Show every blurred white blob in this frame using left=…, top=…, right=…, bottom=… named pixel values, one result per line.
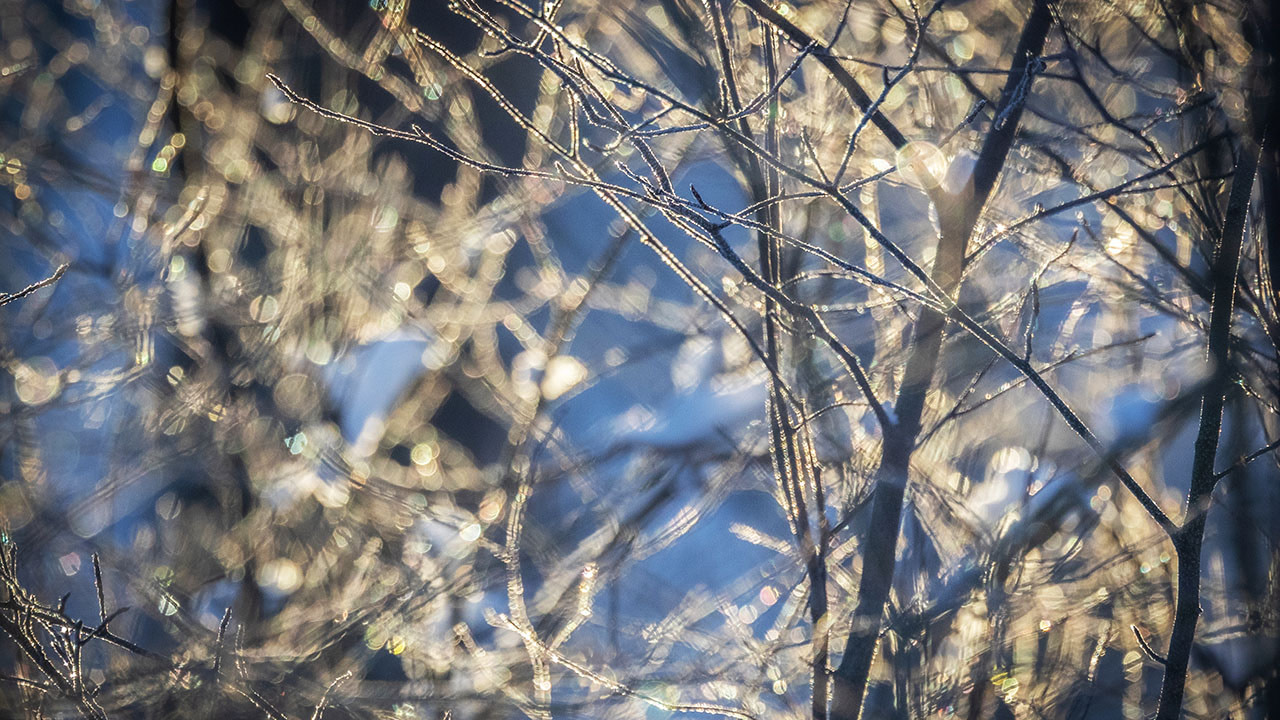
left=599, top=332, right=766, bottom=450
left=895, top=141, right=947, bottom=190
left=943, top=149, right=978, bottom=196
left=541, top=355, right=587, bottom=400
left=926, top=149, right=978, bottom=236
left=321, top=329, right=432, bottom=455
left=618, top=374, right=765, bottom=450
left=260, top=85, right=296, bottom=124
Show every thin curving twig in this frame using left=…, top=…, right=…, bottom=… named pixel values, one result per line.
left=0, top=263, right=68, bottom=307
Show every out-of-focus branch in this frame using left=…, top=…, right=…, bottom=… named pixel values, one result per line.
left=737, top=0, right=909, bottom=150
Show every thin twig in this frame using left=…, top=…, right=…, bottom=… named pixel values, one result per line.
left=0, top=263, right=68, bottom=307
left=1132, top=625, right=1168, bottom=665
left=1155, top=142, right=1261, bottom=720
left=1212, top=436, right=1280, bottom=479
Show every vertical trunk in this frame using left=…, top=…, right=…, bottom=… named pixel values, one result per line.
left=1154, top=143, right=1259, bottom=720
left=828, top=1, right=1054, bottom=717
left=830, top=434, right=912, bottom=720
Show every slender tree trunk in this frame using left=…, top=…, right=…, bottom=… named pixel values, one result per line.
left=1154, top=143, right=1259, bottom=720
left=829, top=2, right=1054, bottom=717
